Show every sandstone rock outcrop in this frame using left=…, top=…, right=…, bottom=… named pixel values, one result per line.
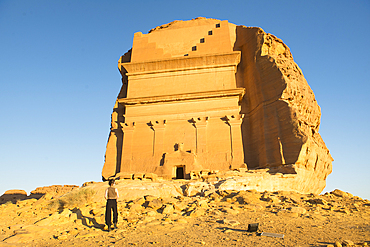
left=30, top=185, right=79, bottom=198
left=102, top=17, right=333, bottom=194
left=0, top=190, right=28, bottom=204
left=0, top=185, right=80, bottom=205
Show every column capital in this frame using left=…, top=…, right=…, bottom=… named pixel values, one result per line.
left=149, top=120, right=166, bottom=130
left=120, top=122, right=135, bottom=131
left=191, top=116, right=208, bottom=127
left=225, top=114, right=244, bottom=125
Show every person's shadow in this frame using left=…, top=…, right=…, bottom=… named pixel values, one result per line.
left=73, top=208, right=105, bottom=230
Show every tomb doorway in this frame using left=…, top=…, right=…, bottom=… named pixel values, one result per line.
left=175, top=166, right=185, bottom=179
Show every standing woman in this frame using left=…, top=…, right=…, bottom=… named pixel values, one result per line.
left=105, top=179, right=119, bottom=231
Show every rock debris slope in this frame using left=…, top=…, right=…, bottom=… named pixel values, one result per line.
left=0, top=182, right=368, bottom=247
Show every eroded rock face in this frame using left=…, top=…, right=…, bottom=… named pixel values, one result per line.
left=234, top=26, right=333, bottom=190
left=102, top=17, right=333, bottom=194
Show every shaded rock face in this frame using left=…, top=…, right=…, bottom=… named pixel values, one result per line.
left=102, top=18, right=333, bottom=194
left=234, top=27, right=333, bottom=181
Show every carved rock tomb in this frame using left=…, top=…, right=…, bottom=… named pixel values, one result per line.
left=102, top=18, right=333, bottom=194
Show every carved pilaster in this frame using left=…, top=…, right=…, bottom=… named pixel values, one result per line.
left=120, top=122, right=135, bottom=172
left=102, top=126, right=122, bottom=179
left=192, top=117, right=208, bottom=155
left=150, top=120, right=166, bottom=159
left=225, top=114, right=245, bottom=168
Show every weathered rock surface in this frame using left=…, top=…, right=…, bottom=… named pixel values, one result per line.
left=30, top=185, right=79, bottom=197
left=102, top=17, right=333, bottom=194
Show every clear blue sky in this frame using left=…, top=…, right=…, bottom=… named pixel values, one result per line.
left=1, top=1, right=369, bottom=199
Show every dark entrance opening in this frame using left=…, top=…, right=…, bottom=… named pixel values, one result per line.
left=176, top=166, right=184, bottom=179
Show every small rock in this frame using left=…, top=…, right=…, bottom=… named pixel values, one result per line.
left=331, top=189, right=348, bottom=198
left=225, top=198, right=236, bottom=203
left=147, top=199, right=163, bottom=210
left=125, top=216, right=138, bottom=223
left=342, top=240, right=354, bottom=246
left=142, top=216, right=156, bottom=223
left=189, top=209, right=205, bottom=217
left=254, top=204, right=265, bottom=210
left=133, top=197, right=145, bottom=205
left=173, top=202, right=187, bottom=211
left=162, top=204, right=174, bottom=214
left=288, top=212, right=299, bottom=217
left=260, top=193, right=280, bottom=203
left=224, top=208, right=239, bottom=215
left=289, top=206, right=306, bottom=214
left=336, top=209, right=350, bottom=214
left=177, top=218, right=187, bottom=224
left=147, top=211, right=157, bottom=217
left=59, top=209, right=72, bottom=218
left=197, top=200, right=208, bottom=209
left=307, top=198, right=327, bottom=205
left=130, top=204, right=143, bottom=212
left=57, top=235, right=68, bottom=240
left=145, top=195, right=157, bottom=201
left=80, top=207, right=91, bottom=216
left=222, top=219, right=240, bottom=226
left=334, top=241, right=343, bottom=247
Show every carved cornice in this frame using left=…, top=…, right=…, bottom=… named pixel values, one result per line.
left=118, top=88, right=245, bottom=106
left=119, top=52, right=241, bottom=76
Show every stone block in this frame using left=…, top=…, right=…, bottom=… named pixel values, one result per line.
left=144, top=173, right=158, bottom=181
left=133, top=173, right=144, bottom=180
left=190, top=170, right=201, bottom=180
left=115, top=173, right=133, bottom=180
